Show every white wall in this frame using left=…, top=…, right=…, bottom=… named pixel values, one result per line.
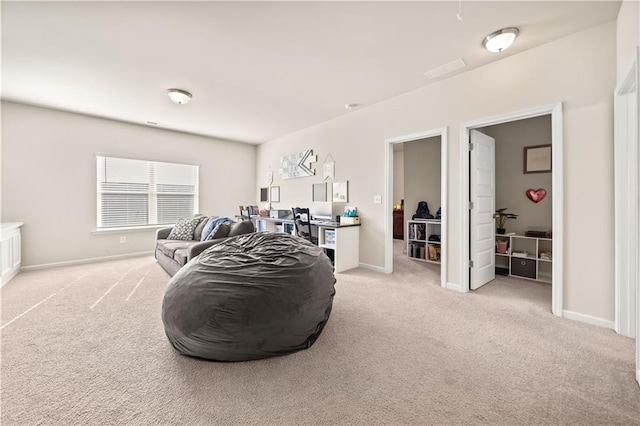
left=256, top=21, right=616, bottom=321
left=403, top=136, right=441, bottom=227
left=483, top=116, right=552, bottom=235
left=617, top=0, right=640, bottom=81
left=1, top=102, right=256, bottom=267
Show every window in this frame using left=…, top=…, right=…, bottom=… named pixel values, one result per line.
left=97, top=155, right=199, bottom=229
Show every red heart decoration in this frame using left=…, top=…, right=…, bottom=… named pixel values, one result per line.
left=526, top=188, right=547, bottom=203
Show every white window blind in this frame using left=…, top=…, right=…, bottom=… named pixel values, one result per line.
left=97, top=155, right=199, bottom=229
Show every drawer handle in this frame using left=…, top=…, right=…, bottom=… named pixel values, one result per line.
left=520, top=260, right=526, bottom=266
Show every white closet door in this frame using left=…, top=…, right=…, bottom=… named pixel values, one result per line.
left=470, top=130, right=496, bottom=290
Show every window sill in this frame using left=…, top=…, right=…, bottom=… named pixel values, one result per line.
left=91, top=224, right=173, bottom=235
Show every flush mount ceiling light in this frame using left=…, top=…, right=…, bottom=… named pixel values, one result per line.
left=482, top=27, right=519, bottom=53
left=167, top=88, right=192, bottom=105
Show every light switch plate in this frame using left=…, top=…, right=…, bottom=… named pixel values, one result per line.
left=373, top=195, right=382, bottom=204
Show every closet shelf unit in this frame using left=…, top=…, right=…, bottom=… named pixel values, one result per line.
left=406, top=219, right=441, bottom=264
left=495, top=234, right=552, bottom=283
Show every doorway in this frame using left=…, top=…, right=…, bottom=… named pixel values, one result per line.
left=470, top=116, right=554, bottom=298
left=460, top=103, right=564, bottom=316
left=385, top=128, right=448, bottom=289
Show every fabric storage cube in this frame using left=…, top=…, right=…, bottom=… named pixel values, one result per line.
left=511, top=257, right=536, bottom=279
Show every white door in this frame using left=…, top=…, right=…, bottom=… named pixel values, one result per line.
left=470, top=130, right=496, bottom=290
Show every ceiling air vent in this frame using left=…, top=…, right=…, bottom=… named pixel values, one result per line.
left=425, top=58, right=466, bottom=80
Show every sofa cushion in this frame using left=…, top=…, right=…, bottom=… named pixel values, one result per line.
left=228, top=220, right=255, bottom=237
left=168, top=217, right=202, bottom=240
left=206, top=223, right=231, bottom=240
left=173, top=248, right=189, bottom=266
left=158, top=240, right=192, bottom=258
left=192, top=215, right=210, bottom=240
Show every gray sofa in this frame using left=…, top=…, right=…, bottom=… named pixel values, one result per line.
left=155, top=219, right=255, bottom=276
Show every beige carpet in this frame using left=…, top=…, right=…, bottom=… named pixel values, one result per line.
left=1, top=241, right=638, bottom=425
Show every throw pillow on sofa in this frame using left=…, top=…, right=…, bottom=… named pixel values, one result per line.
left=205, top=223, right=231, bottom=240
left=192, top=215, right=212, bottom=240
left=200, top=216, right=232, bottom=241
left=228, top=220, right=255, bottom=237
left=167, top=217, right=203, bottom=240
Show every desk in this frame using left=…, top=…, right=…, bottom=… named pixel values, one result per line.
left=254, top=216, right=360, bottom=273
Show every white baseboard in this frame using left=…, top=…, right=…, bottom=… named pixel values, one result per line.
left=20, top=251, right=154, bottom=272
left=358, top=262, right=386, bottom=273
left=563, top=310, right=615, bottom=330
left=446, top=282, right=463, bottom=292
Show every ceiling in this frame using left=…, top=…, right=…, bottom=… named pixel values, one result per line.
left=1, top=1, right=621, bottom=144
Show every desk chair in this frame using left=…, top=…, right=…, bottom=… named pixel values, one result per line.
left=292, top=207, right=317, bottom=244
left=238, top=205, right=251, bottom=221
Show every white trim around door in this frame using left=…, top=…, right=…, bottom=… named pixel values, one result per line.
left=459, top=103, right=564, bottom=317
left=613, top=47, right=639, bottom=386
left=384, top=127, right=448, bottom=290
left=614, top=47, right=639, bottom=339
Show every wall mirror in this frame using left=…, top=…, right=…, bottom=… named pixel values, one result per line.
left=312, top=183, right=327, bottom=202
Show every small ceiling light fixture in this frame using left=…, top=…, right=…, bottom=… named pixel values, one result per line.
left=167, top=88, right=192, bottom=105
left=482, top=27, right=519, bottom=53
left=345, top=103, right=360, bottom=111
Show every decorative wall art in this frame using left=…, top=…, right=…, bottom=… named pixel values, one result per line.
left=323, top=153, right=335, bottom=181
left=526, top=188, right=547, bottom=203
left=332, top=181, right=348, bottom=202
left=524, top=144, right=552, bottom=174
left=270, top=186, right=280, bottom=203
left=265, top=170, right=273, bottom=185
left=279, top=150, right=317, bottom=179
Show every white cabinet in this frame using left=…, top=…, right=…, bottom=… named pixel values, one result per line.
left=1, top=222, right=24, bottom=287
left=495, top=234, right=552, bottom=283
left=318, top=225, right=360, bottom=273
left=407, top=219, right=441, bottom=264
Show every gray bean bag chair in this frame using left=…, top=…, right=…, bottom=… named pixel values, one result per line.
left=161, top=232, right=336, bottom=361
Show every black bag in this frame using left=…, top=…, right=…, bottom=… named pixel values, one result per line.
left=412, top=201, right=434, bottom=220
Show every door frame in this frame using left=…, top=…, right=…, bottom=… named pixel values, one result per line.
left=613, top=47, right=639, bottom=384
left=384, top=127, right=448, bottom=290
left=459, top=103, right=564, bottom=317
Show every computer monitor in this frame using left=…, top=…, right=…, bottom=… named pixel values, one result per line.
left=312, top=201, right=332, bottom=220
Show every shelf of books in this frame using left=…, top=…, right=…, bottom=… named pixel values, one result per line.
left=407, top=219, right=441, bottom=264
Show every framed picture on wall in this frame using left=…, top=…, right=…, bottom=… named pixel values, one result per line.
left=270, top=186, right=280, bottom=203
left=260, top=187, right=269, bottom=202
left=332, top=181, right=348, bottom=202
left=524, top=144, right=552, bottom=174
